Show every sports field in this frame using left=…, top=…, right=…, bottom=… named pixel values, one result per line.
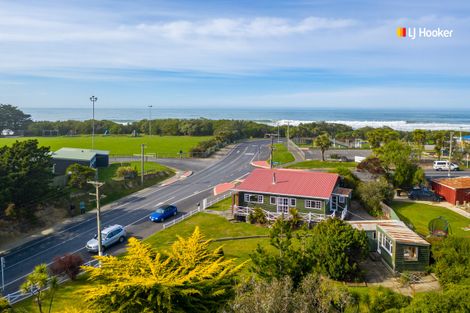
left=0, top=135, right=212, bottom=156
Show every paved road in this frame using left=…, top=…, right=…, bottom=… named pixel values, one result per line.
left=1, top=140, right=271, bottom=295
left=304, top=148, right=372, bottom=161
left=424, top=169, right=470, bottom=178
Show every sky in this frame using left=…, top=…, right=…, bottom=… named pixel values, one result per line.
left=0, top=0, right=469, bottom=109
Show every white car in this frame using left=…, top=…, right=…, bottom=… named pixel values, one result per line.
left=86, top=224, right=126, bottom=253
left=433, top=161, right=459, bottom=171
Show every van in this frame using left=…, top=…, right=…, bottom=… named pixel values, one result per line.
left=433, top=161, right=459, bottom=171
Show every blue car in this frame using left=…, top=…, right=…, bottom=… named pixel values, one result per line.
left=149, top=205, right=178, bottom=222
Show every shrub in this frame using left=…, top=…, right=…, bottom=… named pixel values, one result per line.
left=365, top=287, right=410, bottom=313
left=116, top=166, right=137, bottom=179
left=432, top=236, right=470, bottom=286
left=357, top=157, right=386, bottom=175
left=50, top=253, right=84, bottom=280
left=0, top=297, right=12, bottom=313
left=248, top=207, right=267, bottom=225
left=357, top=177, right=394, bottom=216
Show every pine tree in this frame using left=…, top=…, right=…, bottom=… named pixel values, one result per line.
left=82, top=227, right=245, bottom=312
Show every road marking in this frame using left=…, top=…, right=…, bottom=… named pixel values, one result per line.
left=3, top=141, right=267, bottom=287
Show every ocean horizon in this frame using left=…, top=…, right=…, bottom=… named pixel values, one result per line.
left=21, top=107, right=470, bottom=132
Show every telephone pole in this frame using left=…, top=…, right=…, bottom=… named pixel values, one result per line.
left=88, top=180, right=105, bottom=256
left=141, top=144, right=146, bottom=185
left=90, top=96, right=98, bottom=150
left=448, top=131, right=454, bottom=177
left=148, top=105, right=153, bottom=136
left=270, top=134, right=274, bottom=168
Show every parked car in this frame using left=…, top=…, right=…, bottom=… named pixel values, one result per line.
left=433, top=160, right=459, bottom=171
left=408, top=188, right=444, bottom=202
left=86, top=224, right=126, bottom=253
left=149, top=205, right=178, bottom=222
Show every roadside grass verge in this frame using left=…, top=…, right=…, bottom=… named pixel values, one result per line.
left=205, top=197, right=232, bottom=211
left=14, top=213, right=270, bottom=312
left=271, top=143, right=295, bottom=164
left=390, top=201, right=470, bottom=238
left=0, top=135, right=213, bottom=156
left=285, top=160, right=356, bottom=169
left=98, top=161, right=170, bottom=181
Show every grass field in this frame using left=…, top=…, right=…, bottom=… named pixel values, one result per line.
left=285, top=160, right=357, bottom=169
left=205, top=197, right=232, bottom=211
left=0, top=135, right=212, bottom=156
left=14, top=213, right=269, bottom=312
left=391, top=201, right=470, bottom=238
left=271, top=143, right=295, bottom=164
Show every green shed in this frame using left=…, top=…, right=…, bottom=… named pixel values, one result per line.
left=376, top=223, right=430, bottom=273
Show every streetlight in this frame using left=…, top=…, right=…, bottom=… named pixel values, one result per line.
left=90, top=96, right=98, bottom=150
left=448, top=131, right=454, bottom=178
left=148, top=105, right=153, bottom=136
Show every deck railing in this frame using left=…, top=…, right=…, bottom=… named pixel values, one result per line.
left=233, top=206, right=336, bottom=223
left=162, top=207, right=201, bottom=229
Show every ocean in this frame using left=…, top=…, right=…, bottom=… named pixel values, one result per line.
left=21, top=107, right=470, bottom=131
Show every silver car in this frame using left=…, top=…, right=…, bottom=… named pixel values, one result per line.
left=86, top=224, right=127, bottom=253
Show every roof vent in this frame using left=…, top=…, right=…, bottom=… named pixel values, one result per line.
left=272, top=172, right=276, bottom=185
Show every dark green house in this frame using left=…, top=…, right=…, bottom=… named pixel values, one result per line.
left=350, top=220, right=430, bottom=273
left=232, top=168, right=352, bottom=222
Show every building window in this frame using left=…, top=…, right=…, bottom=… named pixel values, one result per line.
left=404, top=246, right=418, bottom=261
left=244, top=194, right=264, bottom=204
left=305, top=200, right=322, bottom=209
left=339, top=196, right=345, bottom=204
left=270, top=196, right=277, bottom=205
left=372, top=231, right=376, bottom=239
left=381, top=234, right=393, bottom=255
left=290, top=198, right=296, bottom=207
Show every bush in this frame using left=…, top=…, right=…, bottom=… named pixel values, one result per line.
left=50, top=253, right=84, bottom=280
left=0, top=297, right=12, bottom=313
left=357, top=157, right=386, bottom=175
left=116, top=166, right=137, bottom=179
left=356, top=286, right=410, bottom=313
left=432, top=236, right=470, bottom=286
left=248, top=207, right=267, bottom=225
left=66, top=163, right=96, bottom=189
left=357, top=177, right=394, bottom=216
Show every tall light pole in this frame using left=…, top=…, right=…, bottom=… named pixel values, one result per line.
left=88, top=180, right=104, bottom=256
left=148, top=105, right=153, bottom=136
left=448, top=131, right=454, bottom=178
left=90, top=96, right=98, bottom=150
left=141, top=144, right=146, bottom=185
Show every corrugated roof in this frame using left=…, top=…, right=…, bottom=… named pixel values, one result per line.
left=233, top=168, right=339, bottom=199
left=334, top=187, right=352, bottom=196
left=52, top=148, right=102, bottom=161
left=378, top=224, right=430, bottom=246
left=60, top=147, right=109, bottom=155
left=432, top=177, right=470, bottom=190
left=349, top=220, right=405, bottom=232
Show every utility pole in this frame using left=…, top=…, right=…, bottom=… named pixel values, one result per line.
left=448, top=131, right=453, bottom=177
left=277, top=123, right=280, bottom=143
left=270, top=134, right=274, bottom=168
left=141, top=144, right=146, bottom=185
left=287, top=122, right=290, bottom=150
left=90, top=96, right=98, bottom=150
left=88, top=180, right=104, bottom=256
left=148, top=105, right=153, bottom=136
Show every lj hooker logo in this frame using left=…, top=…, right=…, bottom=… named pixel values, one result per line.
left=396, top=27, right=453, bottom=39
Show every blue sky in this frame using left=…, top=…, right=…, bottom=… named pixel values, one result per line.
left=0, top=0, right=469, bottom=109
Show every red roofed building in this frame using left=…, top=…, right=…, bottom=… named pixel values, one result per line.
left=232, top=168, right=352, bottom=222
left=431, top=177, right=470, bottom=205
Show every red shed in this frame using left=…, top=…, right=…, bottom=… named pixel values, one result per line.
left=431, top=177, right=470, bottom=205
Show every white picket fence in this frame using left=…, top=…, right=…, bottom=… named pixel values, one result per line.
left=4, top=258, right=100, bottom=305
left=162, top=207, right=201, bottom=229
left=203, top=191, right=233, bottom=210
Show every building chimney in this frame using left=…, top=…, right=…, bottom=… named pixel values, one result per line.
left=272, top=172, right=276, bottom=185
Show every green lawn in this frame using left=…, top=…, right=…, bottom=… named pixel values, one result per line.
left=0, top=135, right=212, bottom=156
left=391, top=201, right=470, bottom=238
left=205, top=197, right=232, bottom=211
left=145, top=213, right=269, bottom=264
left=271, top=143, right=295, bottom=164
left=285, top=160, right=357, bottom=169
left=14, top=213, right=269, bottom=312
